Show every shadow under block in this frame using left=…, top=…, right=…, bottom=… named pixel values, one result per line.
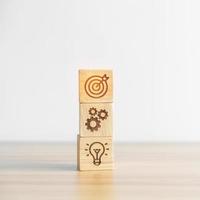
left=80, top=103, right=112, bottom=137
left=79, top=69, right=113, bottom=103
left=77, top=135, right=113, bottom=171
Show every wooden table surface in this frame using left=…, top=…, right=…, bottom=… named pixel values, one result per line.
left=0, top=143, right=200, bottom=200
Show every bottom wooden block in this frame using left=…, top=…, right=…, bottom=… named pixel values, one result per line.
left=77, top=135, right=113, bottom=171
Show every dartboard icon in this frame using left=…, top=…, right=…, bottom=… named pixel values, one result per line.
left=84, top=74, right=109, bottom=98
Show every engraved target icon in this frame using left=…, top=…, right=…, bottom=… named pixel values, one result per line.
left=84, top=74, right=109, bottom=98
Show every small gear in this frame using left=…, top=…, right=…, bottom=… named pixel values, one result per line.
left=89, top=107, right=98, bottom=116
left=85, top=117, right=101, bottom=132
left=98, top=109, right=108, bottom=120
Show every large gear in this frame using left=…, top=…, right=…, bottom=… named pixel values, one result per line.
left=98, top=109, right=108, bottom=120
left=89, top=107, right=98, bottom=116
left=85, top=117, right=101, bottom=132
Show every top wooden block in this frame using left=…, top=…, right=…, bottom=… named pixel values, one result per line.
left=79, top=70, right=113, bottom=103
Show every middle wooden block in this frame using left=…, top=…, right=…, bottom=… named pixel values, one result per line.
left=80, top=103, right=112, bottom=137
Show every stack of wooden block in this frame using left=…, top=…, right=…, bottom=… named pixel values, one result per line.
left=77, top=69, right=113, bottom=171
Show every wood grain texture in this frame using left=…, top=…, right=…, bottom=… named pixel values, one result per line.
left=1, top=143, right=200, bottom=200
left=77, top=135, right=113, bottom=171
left=79, top=69, right=113, bottom=103
left=79, top=103, right=112, bottom=137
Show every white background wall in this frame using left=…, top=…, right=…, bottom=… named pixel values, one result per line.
left=0, top=0, right=200, bottom=142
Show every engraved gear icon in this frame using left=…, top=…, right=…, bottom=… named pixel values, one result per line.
left=98, top=109, right=108, bottom=120
left=85, top=117, right=101, bottom=132
left=89, top=107, right=98, bottom=116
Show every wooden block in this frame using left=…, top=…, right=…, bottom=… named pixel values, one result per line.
left=80, top=103, right=112, bottom=137
left=77, top=135, right=113, bottom=171
left=79, top=69, right=113, bottom=103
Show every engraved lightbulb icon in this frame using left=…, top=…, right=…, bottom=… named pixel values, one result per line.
left=89, top=142, right=105, bottom=166
left=85, top=142, right=109, bottom=166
